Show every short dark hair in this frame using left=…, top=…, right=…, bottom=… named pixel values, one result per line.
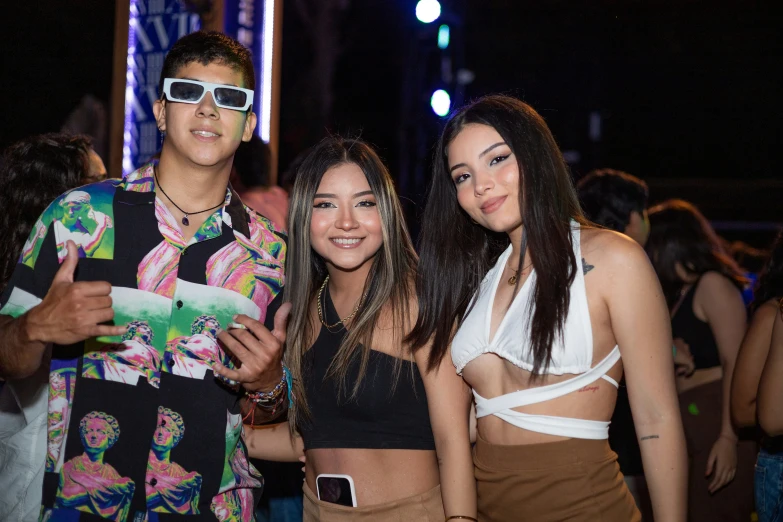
left=0, top=133, right=93, bottom=290
left=577, top=169, right=648, bottom=232
left=158, top=31, right=255, bottom=98
left=233, top=135, right=271, bottom=188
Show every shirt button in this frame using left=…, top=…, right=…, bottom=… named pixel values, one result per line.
left=150, top=478, right=157, bottom=486
left=176, top=300, right=183, bottom=309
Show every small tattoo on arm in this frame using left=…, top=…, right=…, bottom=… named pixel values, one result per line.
left=582, top=258, right=594, bottom=275
left=578, top=385, right=599, bottom=393
left=640, top=435, right=660, bottom=441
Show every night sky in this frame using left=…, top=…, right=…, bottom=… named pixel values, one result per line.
left=1, top=0, right=780, bottom=244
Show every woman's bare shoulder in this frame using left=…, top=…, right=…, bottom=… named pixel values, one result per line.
left=580, top=226, right=650, bottom=273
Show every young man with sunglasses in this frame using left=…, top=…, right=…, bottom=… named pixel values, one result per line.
left=0, top=31, right=290, bottom=521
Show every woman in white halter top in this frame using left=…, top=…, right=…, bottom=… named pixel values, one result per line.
left=407, top=95, right=687, bottom=521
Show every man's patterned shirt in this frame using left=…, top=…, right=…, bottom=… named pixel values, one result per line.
left=0, top=162, right=287, bottom=521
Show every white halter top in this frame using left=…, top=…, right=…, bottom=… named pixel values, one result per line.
left=451, top=225, right=620, bottom=439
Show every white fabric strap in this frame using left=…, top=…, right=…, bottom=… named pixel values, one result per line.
left=601, top=374, right=619, bottom=388
left=492, top=410, right=611, bottom=440
left=475, top=346, right=621, bottom=418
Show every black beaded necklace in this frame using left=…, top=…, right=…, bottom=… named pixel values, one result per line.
left=154, top=166, right=225, bottom=226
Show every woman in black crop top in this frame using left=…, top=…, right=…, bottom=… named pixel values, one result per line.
left=244, top=137, right=476, bottom=521
left=647, top=199, right=756, bottom=522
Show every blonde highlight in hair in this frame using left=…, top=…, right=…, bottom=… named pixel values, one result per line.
left=284, top=136, right=418, bottom=434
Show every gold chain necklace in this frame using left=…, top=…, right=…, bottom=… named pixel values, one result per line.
left=506, top=260, right=532, bottom=286
left=317, top=276, right=366, bottom=329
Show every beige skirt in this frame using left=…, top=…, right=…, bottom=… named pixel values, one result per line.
left=302, top=481, right=445, bottom=522
left=474, top=432, right=640, bottom=522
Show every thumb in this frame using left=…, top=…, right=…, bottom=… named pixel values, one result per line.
left=53, top=241, right=79, bottom=284
left=271, top=302, right=292, bottom=343
left=705, top=450, right=716, bottom=477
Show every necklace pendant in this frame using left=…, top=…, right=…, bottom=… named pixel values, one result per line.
left=181, top=215, right=190, bottom=226
left=508, top=274, right=517, bottom=286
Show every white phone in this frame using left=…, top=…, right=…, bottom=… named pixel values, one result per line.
left=316, top=473, right=357, bottom=507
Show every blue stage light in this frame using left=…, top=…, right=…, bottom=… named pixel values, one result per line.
left=438, top=24, right=450, bottom=49
left=416, top=0, right=441, bottom=24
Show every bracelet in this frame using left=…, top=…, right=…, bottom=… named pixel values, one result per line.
left=672, top=344, right=677, bottom=357
left=245, top=364, right=288, bottom=405
left=446, top=517, right=478, bottom=521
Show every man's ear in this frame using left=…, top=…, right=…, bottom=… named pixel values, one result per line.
left=153, top=99, right=167, bottom=133
left=242, top=111, right=258, bottom=142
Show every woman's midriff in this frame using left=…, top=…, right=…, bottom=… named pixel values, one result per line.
left=467, top=353, right=622, bottom=446
left=305, top=448, right=440, bottom=507
left=676, top=366, right=722, bottom=394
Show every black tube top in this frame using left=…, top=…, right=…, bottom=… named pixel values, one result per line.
left=298, top=288, right=435, bottom=450
left=671, top=280, right=722, bottom=370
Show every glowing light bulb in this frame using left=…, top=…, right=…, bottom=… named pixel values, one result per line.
left=416, top=0, right=441, bottom=24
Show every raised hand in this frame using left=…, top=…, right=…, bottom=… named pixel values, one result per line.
left=25, top=240, right=125, bottom=345
left=214, top=303, right=292, bottom=392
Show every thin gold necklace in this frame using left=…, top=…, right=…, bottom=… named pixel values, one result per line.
left=506, top=260, right=532, bottom=286
left=317, top=276, right=366, bottom=329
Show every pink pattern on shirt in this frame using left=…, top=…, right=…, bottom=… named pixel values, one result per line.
left=206, top=212, right=284, bottom=318
left=137, top=201, right=185, bottom=298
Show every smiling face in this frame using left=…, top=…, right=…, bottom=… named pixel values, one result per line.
left=447, top=124, right=523, bottom=237
left=153, top=61, right=257, bottom=169
left=309, top=163, right=384, bottom=274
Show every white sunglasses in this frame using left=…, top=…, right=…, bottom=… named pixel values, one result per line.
left=162, top=78, right=254, bottom=111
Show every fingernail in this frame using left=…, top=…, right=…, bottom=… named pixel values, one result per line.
left=232, top=314, right=238, bottom=320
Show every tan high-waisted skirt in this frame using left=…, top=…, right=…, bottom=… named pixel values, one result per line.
left=302, top=481, right=445, bottom=522
left=474, top=432, right=641, bottom=521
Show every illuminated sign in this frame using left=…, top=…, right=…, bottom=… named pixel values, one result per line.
left=123, top=0, right=199, bottom=175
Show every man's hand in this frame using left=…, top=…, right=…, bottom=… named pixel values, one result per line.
left=215, top=303, right=292, bottom=392
left=24, top=240, right=125, bottom=345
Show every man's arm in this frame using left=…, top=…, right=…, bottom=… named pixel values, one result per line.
left=0, top=241, right=124, bottom=379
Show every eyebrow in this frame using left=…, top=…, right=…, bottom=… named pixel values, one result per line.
left=314, top=190, right=375, bottom=199
left=448, top=141, right=508, bottom=173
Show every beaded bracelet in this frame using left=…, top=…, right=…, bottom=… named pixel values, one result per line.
left=245, top=365, right=288, bottom=406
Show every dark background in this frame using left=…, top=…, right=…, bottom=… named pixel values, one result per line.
left=1, top=0, right=780, bottom=245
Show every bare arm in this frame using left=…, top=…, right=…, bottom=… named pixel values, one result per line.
left=758, top=304, right=783, bottom=436
left=697, top=272, right=747, bottom=492
left=731, top=301, right=777, bottom=428
left=605, top=237, right=687, bottom=521
left=414, top=342, right=477, bottom=519
left=699, top=272, right=747, bottom=437
left=1, top=241, right=124, bottom=379
left=0, top=314, right=47, bottom=379
left=243, top=422, right=304, bottom=462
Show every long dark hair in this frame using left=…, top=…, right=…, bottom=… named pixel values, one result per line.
left=284, top=136, right=418, bottom=431
left=753, top=231, right=783, bottom=312
left=408, top=95, right=585, bottom=376
left=0, top=133, right=93, bottom=290
left=646, top=199, right=748, bottom=308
